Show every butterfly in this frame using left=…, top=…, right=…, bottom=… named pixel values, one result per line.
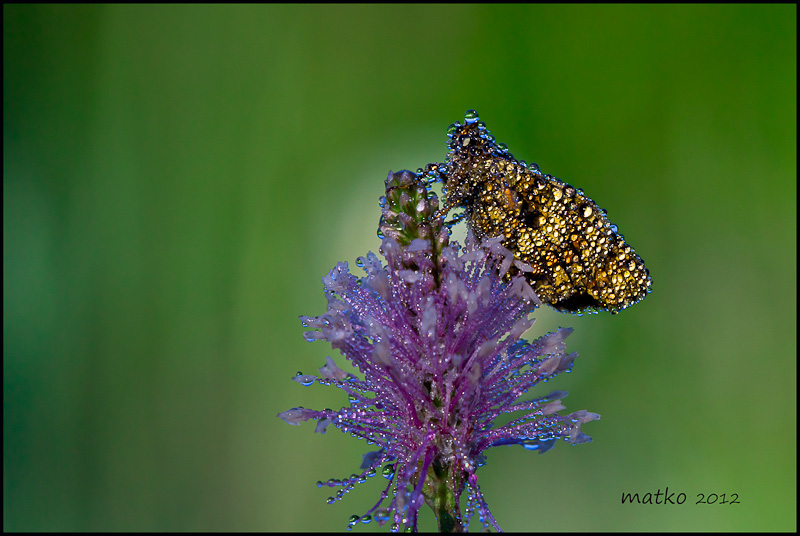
left=437, top=111, right=651, bottom=314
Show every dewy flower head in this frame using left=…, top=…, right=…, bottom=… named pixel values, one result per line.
left=279, top=168, right=599, bottom=532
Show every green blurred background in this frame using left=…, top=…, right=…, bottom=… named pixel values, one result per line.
left=4, top=4, right=795, bottom=532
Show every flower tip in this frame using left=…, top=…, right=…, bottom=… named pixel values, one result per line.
left=569, top=432, right=593, bottom=445
left=319, top=356, right=349, bottom=381
left=360, top=450, right=384, bottom=469
left=406, top=238, right=430, bottom=252
left=510, top=276, right=540, bottom=304
left=508, top=315, right=536, bottom=339
left=572, top=410, right=601, bottom=424
left=315, top=418, right=332, bottom=434
left=277, top=407, right=315, bottom=425
left=542, top=400, right=567, bottom=415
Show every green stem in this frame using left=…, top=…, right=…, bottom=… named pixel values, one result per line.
left=422, top=457, right=464, bottom=532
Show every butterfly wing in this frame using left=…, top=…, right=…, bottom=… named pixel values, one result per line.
left=443, top=118, right=651, bottom=314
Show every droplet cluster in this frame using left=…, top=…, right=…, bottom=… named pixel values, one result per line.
left=440, top=110, right=652, bottom=314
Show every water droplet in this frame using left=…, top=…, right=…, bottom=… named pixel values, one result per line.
left=464, top=109, right=480, bottom=124
left=446, top=123, right=460, bottom=138
left=382, top=463, right=396, bottom=479
left=293, top=374, right=316, bottom=386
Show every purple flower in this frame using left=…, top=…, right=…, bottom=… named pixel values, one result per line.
left=278, top=170, right=599, bottom=532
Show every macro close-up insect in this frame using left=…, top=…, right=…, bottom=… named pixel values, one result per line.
left=436, top=111, right=652, bottom=315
